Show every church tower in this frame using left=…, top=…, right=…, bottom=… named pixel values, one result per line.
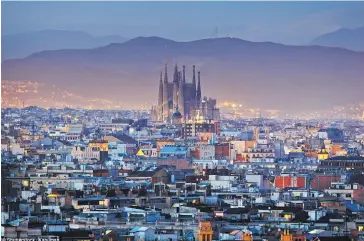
left=163, top=64, right=169, bottom=121
left=192, top=65, right=196, bottom=91
left=158, top=71, right=163, bottom=121
left=182, top=65, right=186, bottom=83
left=173, top=63, right=179, bottom=110
left=178, top=71, right=185, bottom=118
left=196, top=71, right=202, bottom=108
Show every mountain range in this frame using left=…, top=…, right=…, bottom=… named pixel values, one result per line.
left=2, top=36, right=364, bottom=114
left=311, top=27, right=364, bottom=52
left=1, top=30, right=127, bottom=60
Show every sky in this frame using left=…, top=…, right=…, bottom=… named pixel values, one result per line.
left=2, top=1, right=364, bottom=45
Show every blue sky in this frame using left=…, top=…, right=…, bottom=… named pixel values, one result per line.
left=2, top=1, right=364, bottom=44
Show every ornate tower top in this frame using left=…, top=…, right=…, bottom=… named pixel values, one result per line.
left=164, top=63, right=168, bottom=83
left=197, top=71, right=202, bottom=101
left=192, top=65, right=196, bottom=86
left=173, top=63, right=179, bottom=84
left=183, top=65, right=186, bottom=83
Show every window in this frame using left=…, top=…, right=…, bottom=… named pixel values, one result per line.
left=346, top=194, right=352, bottom=198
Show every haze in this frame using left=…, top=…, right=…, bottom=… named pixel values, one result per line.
left=2, top=1, right=364, bottom=45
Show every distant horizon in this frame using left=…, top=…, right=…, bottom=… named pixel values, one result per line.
left=3, top=25, right=364, bottom=41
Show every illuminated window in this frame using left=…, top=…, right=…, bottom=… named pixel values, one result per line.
left=284, top=214, right=292, bottom=219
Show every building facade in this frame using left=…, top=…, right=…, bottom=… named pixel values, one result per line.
left=156, top=64, right=220, bottom=123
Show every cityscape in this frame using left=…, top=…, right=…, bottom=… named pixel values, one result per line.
left=1, top=1, right=364, bottom=241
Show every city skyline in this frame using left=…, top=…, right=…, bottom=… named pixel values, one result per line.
left=1, top=1, right=364, bottom=119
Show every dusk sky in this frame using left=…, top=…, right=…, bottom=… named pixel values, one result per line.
left=2, top=1, right=364, bottom=45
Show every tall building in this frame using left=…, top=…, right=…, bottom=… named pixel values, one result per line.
left=157, top=63, right=220, bottom=123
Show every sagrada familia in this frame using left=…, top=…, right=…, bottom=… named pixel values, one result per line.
left=151, top=63, right=220, bottom=123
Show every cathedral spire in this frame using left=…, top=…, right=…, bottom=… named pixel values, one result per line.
left=183, top=65, right=186, bottom=83
left=158, top=71, right=163, bottom=121
left=173, top=63, right=179, bottom=84
left=163, top=64, right=169, bottom=122
left=173, top=64, right=179, bottom=111
left=192, top=65, right=196, bottom=87
left=197, top=71, right=201, bottom=102
left=178, top=71, right=185, bottom=117
left=164, top=63, right=168, bottom=84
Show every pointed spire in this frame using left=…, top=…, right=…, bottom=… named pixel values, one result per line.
left=164, top=63, right=168, bottom=83
left=173, top=64, right=179, bottom=111
left=178, top=71, right=185, bottom=117
left=175, top=89, right=179, bottom=109
left=197, top=71, right=201, bottom=99
left=192, top=65, right=196, bottom=86
left=183, top=65, right=186, bottom=83
left=163, top=64, right=169, bottom=122
left=158, top=71, right=163, bottom=122
left=173, top=63, right=179, bottom=84
left=178, top=71, right=182, bottom=83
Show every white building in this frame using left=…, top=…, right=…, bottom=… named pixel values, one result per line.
left=199, top=144, right=215, bottom=160
left=108, top=142, right=127, bottom=161
left=71, top=146, right=100, bottom=161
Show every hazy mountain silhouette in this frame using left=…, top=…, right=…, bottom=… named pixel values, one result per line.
left=311, top=27, right=364, bottom=52
left=1, top=30, right=127, bottom=60
left=2, top=36, right=364, bottom=114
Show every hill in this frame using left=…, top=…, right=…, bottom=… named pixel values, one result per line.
left=1, top=29, right=127, bottom=60
left=311, top=27, right=364, bottom=52
left=2, top=36, right=364, bottom=114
